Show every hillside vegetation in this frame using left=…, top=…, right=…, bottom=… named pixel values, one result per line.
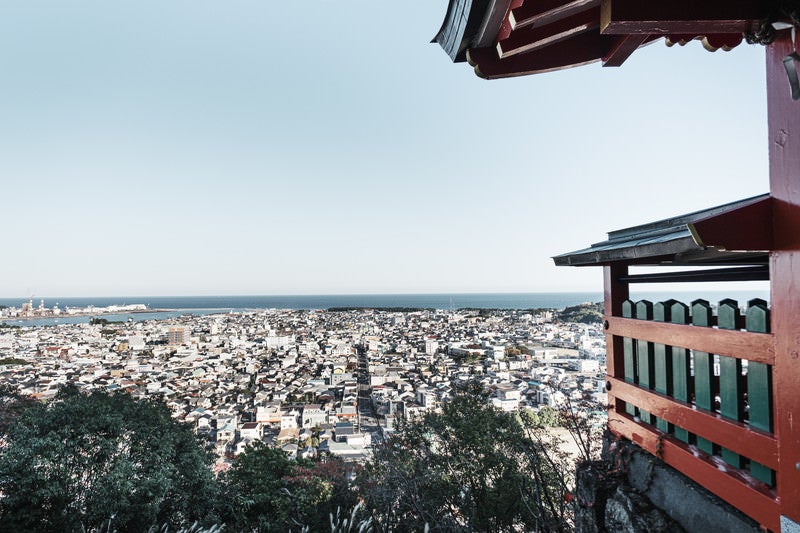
left=0, top=385, right=578, bottom=532
left=557, top=302, right=604, bottom=324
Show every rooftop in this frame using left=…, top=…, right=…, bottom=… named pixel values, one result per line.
left=553, top=193, right=771, bottom=270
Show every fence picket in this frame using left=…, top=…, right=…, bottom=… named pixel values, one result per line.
left=718, top=299, right=744, bottom=468
left=670, top=301, right=691, bottom=443
left=746, top=298, right=774, bottom=486
left=692, top=299, right=715, bottom=455
left=653, top=300, right=676, bottom=433
left=622, top=299, right=637, bottom=417
left=636, top=300, right=654, bottom=425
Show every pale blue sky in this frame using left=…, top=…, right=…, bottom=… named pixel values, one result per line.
left=0, top=2, right=768, bottom=297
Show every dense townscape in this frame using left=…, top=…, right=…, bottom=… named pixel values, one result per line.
left=0, top=306, right=607, bottom=469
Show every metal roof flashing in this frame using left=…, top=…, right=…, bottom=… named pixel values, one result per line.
left=553, top=194, right=771, bottom=267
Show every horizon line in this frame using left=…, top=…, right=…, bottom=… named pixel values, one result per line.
left=0, top=288, right=771, bottom=301
left=0, top=290, right=606, bottom=299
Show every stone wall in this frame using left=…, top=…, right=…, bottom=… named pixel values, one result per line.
left=573, top=434, right=760, bottom=533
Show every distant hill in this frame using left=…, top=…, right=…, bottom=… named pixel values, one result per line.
left=557, top=302, right=603, bottom=324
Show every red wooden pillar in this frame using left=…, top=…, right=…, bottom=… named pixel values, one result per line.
left=604, top=263, right=629, bottom=413
left=767, top=29, right=800, bottom=527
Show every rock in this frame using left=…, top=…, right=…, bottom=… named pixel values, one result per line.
left=604, top=485, right=684, bottom=533
left=574, top=460, right=619, bottom=533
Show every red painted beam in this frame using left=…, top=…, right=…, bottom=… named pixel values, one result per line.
left=605, top=315, right=775, bottom=364
left=602, top=34, right=651, bottom=67
left=498, top=8, right=599, bottom=59
left=497, top=0, right=525, bottom=42
left=467, top=30, right=608, bottom=79
left=600, top=0, right=765, bottom=35
left=608, top=377, right=779, bottom=469
left=609, top=412, right=780, bottom=531
left=510, top=0, right=599, bottom=31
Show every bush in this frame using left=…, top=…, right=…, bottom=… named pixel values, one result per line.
left=0, top=385, right=218, bottom=532
left=358, top=384, right=573, bottom=531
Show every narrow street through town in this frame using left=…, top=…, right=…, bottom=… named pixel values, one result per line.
left=356, top=345, right=382, bottom=445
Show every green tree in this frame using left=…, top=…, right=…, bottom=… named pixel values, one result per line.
left=0, top=385, right=35, bottom=435
left=359, top=384, right=572, bottom=532
left=525, top=406, right=561, bottom=428
left=217, top=442, right=295, bottom=531
left=0, top=385, right=218, bottom=532
left=218, top=442, right=359, bottom=531
left=0, top=357, right=28, bottom=366
left=289, top=456, right=360, bottom=530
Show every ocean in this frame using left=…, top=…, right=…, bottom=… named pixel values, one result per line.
left=0, top=290, right=770, bottom=327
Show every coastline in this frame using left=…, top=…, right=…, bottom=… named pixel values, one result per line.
left=0, top=308, right=241, bottom=328
left=2, top=308, right=171, bottom=322
left=0, top=289, right=770, bottom=328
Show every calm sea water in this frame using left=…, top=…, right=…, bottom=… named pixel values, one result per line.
left=0, top=293, right=603, bottom=312
left=0, top=291, right=769, bottom=327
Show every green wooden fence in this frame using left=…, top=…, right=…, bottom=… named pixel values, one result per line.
left=620, top=297, right=774, bottom=486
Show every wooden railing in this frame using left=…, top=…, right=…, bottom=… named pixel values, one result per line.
left=604, top=297, right=779, bottom=530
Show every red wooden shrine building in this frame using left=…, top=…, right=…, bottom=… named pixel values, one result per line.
left=434, top=1, right=800, bottom=531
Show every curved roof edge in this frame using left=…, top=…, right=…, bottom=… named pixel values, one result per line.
left=434, top=1, right=770, bottom=78
left=433, top=0, right=510, bottom=62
